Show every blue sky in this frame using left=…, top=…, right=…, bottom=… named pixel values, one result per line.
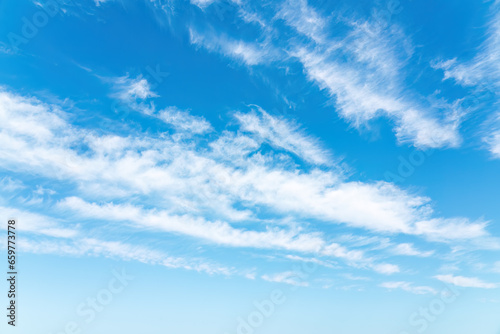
left=0, top=0, right=500, bottom=333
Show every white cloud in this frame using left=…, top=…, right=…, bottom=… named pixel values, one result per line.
left=0, top=42, right=13, bottom=55
left=34, top=185, right=56, bottom=196
left=157, top=106, right=212, bottom=134
left=2, top=1, right=499, bottom=291
left=59, top=196, right=404, bottom=274
left=341, top=273, right=370, bottom=281
left=190, top=0, right=465, bottom=149
left=0, top=88, right=495, bottom=278
left=189, top=27, right=277, bottom=66
left=435, top=274, right=497, bottom=289
left=18, top=237, right=233, bottom=276
left=261, top=271, right=309, bottom=286
left=190, top=0, right=217, bottom=9
left=208, top=130, right=260, bottom=165
left=432, top=2, right=499, bottom=158
left=372, top=263, right=400, bottom=275
left=294, top=46, right=462, bottom=149
left=0, top=89, right=491, bottom=241
left=94, top=0, right=110, bottom=6
left=105, top=75, right=212, bottom=136
left=235, top=106, right=334, bottom=166
left=0, top=206, right=78, bottom=238
left=277, top=0, right=327, bottom=44
left=285, top=254, right=338, bottom=268
left=344, top=22, right=413, bottom=80
left=433, top=3, right=500, bottom=89
left=99, top=74, right=159, bottom=117
left=380, top=281, right=437, bottom=295
left=322, top=242, right=365, bottom=262
left=109, top=75, right=158, bottom=101
left=392, top=243, right=434, bottom=257
left=484, top=122, right=500, bottom=159
left=58, top=196, right=329, bottom=255
left=0, top=177, right=25, bottom=192
left=413, top=218, right=489, bottom=241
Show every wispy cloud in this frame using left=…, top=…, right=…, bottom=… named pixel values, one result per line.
left=277, top=0, right=327, bottom=44
left=431, top=2, right=500, bottom=158
left=0, top=206, right=78, bottom=238
left=372, top=263, right=400, bottom=275
left=189, top=27, right=278, bottom=66
left=289, top=20, right=462, bottom=149
left=105, top=74, right=212, bottom=135
left=392, top=243, right=434, bottom=257
left=435, top=274, right=497, bottom=289
left=0, top=87, right=495, bottom=280
left=285, top=254, right=338, bottom=269
left=413, top=218, right=490, bottom=242
left=380, top=281, right=437, bottom=295
left=190, top=0, right=217, bottom=9
left=483, top=115, right=500, bottom=159
left=58, top=196, right=328, bottom=255
left=1, top=0, right=499, bottom=297
left=108, top=74, right=158, bottom=101
left=17, top=237, right=234, bottom=276
left=188, top=0, right=465, bottom=149
left=94, top=0, right=111, bottom=6
left=433, top=3, right=500, bottom=89
left=0, top=41, right=14, bottom=55
left=158, top=106, right=212, bottom=134
left=0, top=89, right=493, bottom=240
left=0, top=177, right=25, bottom=192
left=341, top=273, right=370, bottom=281
left=262, top=270, right=309, bottom=286
left=235, top=106, right=334, bottom=166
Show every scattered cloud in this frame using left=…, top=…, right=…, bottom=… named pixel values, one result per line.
left=434, top=274, right=497, bottom=289
left=235, top=106, right=334, bottom=166
left=285, top=254, right=338, bottom=268
left=262, top=270, right=309, bottom=286
left=0, top=177, right=25, bottom=192
left=372, top=263, right=400, bottom=275
left=0, top=206, right=78, bottom=238
left=431, top=2, right=499, bottom=158
left=188, top=0, right=465, bottom=149
left=190, top=0, right=217, bottom=9
left=108, top=75, right=158, bottom=101
left=380, top=281, right=437, bottom=295
left=433, top=3, right=500, bottom=89
left=94, top=0, right=111, bottom=6
left=1, top=0, right=499, bottom=294
left=189, top=27, right=277, bottom=66
left=58, top=196, right=329, bottom=255
left=158, top=106, right=212, bottom=134
left=0, top=88, right=494, bottom=256
left=392, top=243, right=434, bottom=257
left=277, top=0, right=327, bottom=44
left=0, top=65, right=496, bottom=285
left=413, top=218, right=490, bottom=241
left=292, top=36, right=462, bottom=150
left=18, top=237, right=234, bottom=276
left=483, top=117, right=500, bottom=159
left=341, top=273, right=370, bottom=281
left=0, top=42, right=14, bottom=55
